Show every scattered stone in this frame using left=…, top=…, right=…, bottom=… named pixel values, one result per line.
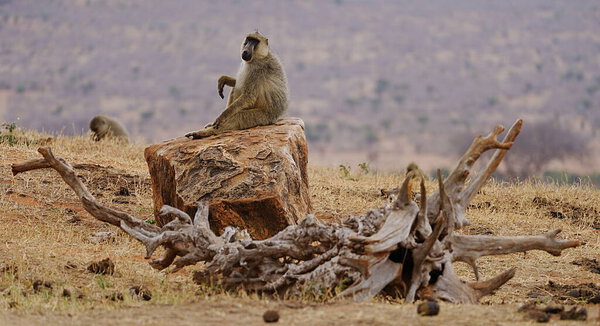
left=571, top=258, right=600, bottom=274
left=107, top=292, right=124, bottom=301
left=263, top=310, right=280, bottom=323
left=543, top=281, right=599, bottom=303
left=115, top=186, right=131, bottom=196
left=89, top=231, right=115, bottom=243
left=62, top=288, right=71, bottom=298
left=517, top=301, right=536, bottom=312
left=129, top=285, right=152, bottom=301
left=32, top=279, right=53, bottom=293
left=542, top=305, right=564, bottom=314
left=87, top=258, right=115, bottom=275
left=560, top=307, right=587, bottom=321
left=417, top=301, right=440, bottom=316
left=526, top=310, right=550, bottom=323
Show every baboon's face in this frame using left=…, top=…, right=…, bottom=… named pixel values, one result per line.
left=240, top=33, right=269, bottom=62
left=90, top=117, right=107, bottom=133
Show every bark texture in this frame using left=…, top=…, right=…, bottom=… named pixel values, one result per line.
left=144, top=117, right=310, bottom=239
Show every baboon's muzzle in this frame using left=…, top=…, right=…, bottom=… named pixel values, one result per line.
left=241, top=38, right=259, bottom=62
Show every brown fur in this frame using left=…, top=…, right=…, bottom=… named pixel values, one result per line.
left=89, top=115, right=129, bottom=143
left=186, top=32, right=289, bottom=139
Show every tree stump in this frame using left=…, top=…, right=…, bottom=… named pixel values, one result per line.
left=144, top=118, right=311, bottom=239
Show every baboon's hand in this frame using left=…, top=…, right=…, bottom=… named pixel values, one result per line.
left=218, top=77, right=226, bottom=99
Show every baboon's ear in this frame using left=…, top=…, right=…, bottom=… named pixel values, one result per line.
left=265, top=38, right=269, bottom=45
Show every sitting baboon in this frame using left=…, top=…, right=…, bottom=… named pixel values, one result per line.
left=185, top=31, right=289, bottom=139
left=89, top=115, right=129, bottom=143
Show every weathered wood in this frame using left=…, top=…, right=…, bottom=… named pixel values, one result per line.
left=144, top=117, right=311, bottom=239
left=10, top=119, right=583, bottom=303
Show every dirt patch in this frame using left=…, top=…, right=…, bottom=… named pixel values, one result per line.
left=0, top=301, right=598, bottom=326
left=572, top=259, right=600, bottom=275
left=73, top=163, right=150, bottom=195
left=529, top=281, right=600, bottom=304
left=6, top=192, right=47, bottom=207
left=532, top=196, right=600, bottom=229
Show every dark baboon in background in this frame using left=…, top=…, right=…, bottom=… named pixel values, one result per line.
left=186, top=31, right=289, bottom=139
left=89, top=115, right=129, bottom=143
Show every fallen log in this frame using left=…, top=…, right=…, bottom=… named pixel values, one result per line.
left=11, top=119, right=583, bottom=303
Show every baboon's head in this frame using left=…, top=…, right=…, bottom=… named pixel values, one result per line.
left=89, top=115, right=107, bottom=133
left=240, top=32, right=269, bottom=63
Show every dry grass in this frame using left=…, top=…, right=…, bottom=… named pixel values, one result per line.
left=0, top=129, right=598, bottom=324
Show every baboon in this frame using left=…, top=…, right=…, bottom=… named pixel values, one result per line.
left=185, top=31, right=289, bottom=139
left=381, top=162, right=427, bottom=198
left=89, top=115, right=129, bottom=143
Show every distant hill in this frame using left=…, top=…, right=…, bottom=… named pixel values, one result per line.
left=0, top=0, right=598, bottom=172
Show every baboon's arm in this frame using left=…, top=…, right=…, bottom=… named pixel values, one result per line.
left=218, top=76, right=236, bottom=99
left=214, top=92, right=257, bottom=128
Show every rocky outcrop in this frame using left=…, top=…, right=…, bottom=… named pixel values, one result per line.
left=144, top=118, right=310, bottom=239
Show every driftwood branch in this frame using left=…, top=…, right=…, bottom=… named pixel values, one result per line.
left=11, top=120, right=583, bottom=303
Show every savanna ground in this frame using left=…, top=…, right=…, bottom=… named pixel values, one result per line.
left=0, top=130, right=598, bottom=325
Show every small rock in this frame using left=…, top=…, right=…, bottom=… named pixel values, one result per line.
left=62, top=288, right=71, bottom=298
left=527, top=310, right=550, bottom=323
left=543, top=305, right=564, bottom=314
left=560, top=307, right=587, bottom=321
left=87, top=258, right=115, bottom=275
left=417, top=301, right=440, bottom=316
left=566, top=289, right=581, bottom=298
left=263, top=310, right=280, bottom=323
left=115, top=187, right=131, bottom=196
left=129, top=285, right=152, bottom=301
left=517, top=301, right=537, bottom=312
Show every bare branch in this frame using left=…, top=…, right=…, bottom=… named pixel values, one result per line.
left=450, top=229, right=583, bottom=267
